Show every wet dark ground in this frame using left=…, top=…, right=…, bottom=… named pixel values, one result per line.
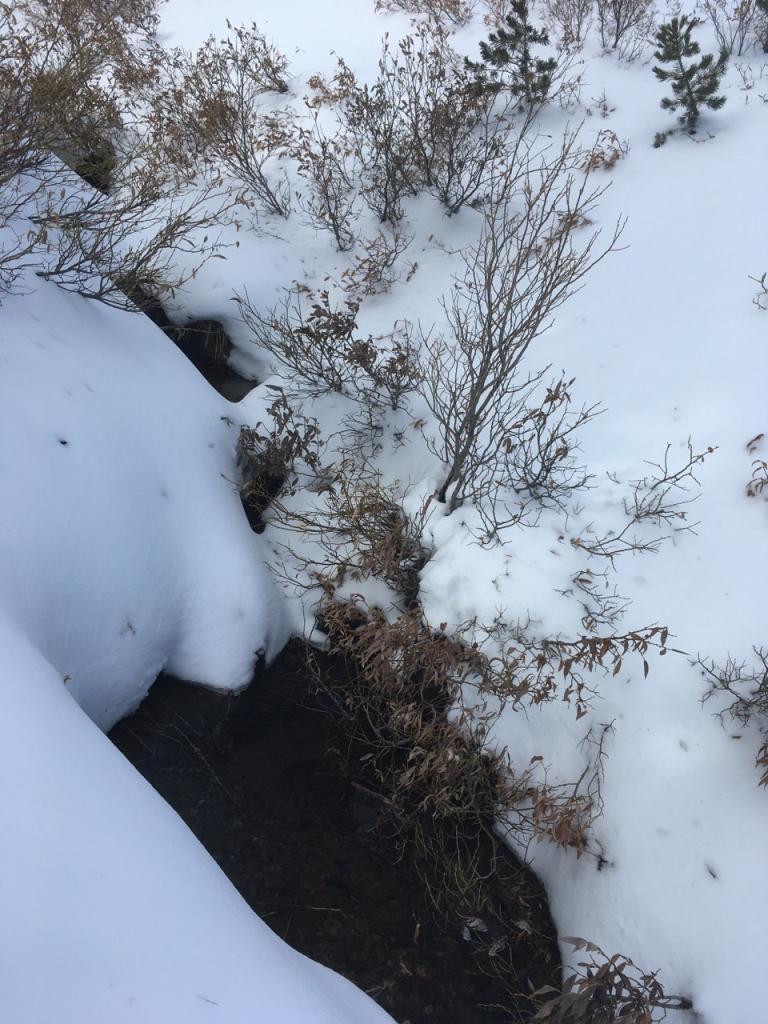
left=108, top=316, right=560, bottom=1021
left=109, top=641, right=560, bottom=1024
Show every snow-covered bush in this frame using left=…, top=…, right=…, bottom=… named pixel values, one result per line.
left=34, top=163, right=233, bottom=308
left=274, top=474, right=432, bottom=602
left=237, top=388, right=323, bottom=527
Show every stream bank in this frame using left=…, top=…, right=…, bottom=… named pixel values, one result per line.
left=108, top=312, right=560, bottom=1022
left=110, top=641, right=560, bottom=1023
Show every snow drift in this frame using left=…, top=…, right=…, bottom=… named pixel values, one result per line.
left=0, top=273, right=392, bottom=1024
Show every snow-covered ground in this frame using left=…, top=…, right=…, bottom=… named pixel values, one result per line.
left=3, top=0, right=767, bottom=1020
left=155, top=2, right=768, bottom=1021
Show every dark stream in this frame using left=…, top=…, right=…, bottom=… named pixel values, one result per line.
left=108, top=320, right=560, bottom=1023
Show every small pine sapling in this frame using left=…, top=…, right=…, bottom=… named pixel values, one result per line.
left=465, top=0, right=557, bottom=107
left=652, top=16, right=728, bottom=138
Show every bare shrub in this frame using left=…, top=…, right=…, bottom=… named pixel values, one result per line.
left=0, top=0, right=229, bottom=304
left=565, top=569, right=630, bottom=631
left=4, top=0, right=163, bottom=182
left=315, top=598, right=616, bottom=852
left=618, top=440, right=714, bottom=528
left=699, top=647, right=768, bottom=784
left=586, top=90, right=616, bottom=117
left=317, top=601, right=515, bottom=819
left=252, top=400, right=675, bottom=1002
left=396, top=24, right=517, bottom=213
left=237, top=287, right=360, bottom=396
left=555, top=64, right=586, bottom=108
left=734, top=59, right=757, bottom=87
left=264, top=468, right=432, bottom=606
left=699, top=0, right=757, bottom=54
left=419, top=131, right=622, bottom=539
left=572, top=440, right=715, bottom=564
left=348, top=322, right=424, bottom=412
left=481, top=0, right=511, bottom=22
left=0, top=0, right=155, bottom=284
left=325, top=45, right=419, bottom=224
left=533, top=938, right=692, bottom=1021
left=324, top=24, right=516, bottom=221
left=155, top=24, right=292, bottom=216
left=304, top=592, right=672, bottom=1014
left=596, top=0, right=657, bottom=56
left=749, top=270, right=768, bottom=309
left=478, top=619, right=669, bottom=719
left=756, top=2, right=768, bottom=49
left=237, top=387, right=323, bottom=525
left=580, top=129, right=629, bottom=170
left=745, top=430, right=768, bottom=497
left=543, top=0, right=595, bottom=50
left=292, top=108, right=358, bottom=251
left=34, top=160, right=232, bottom=309
left=747, top=458, right=768, bottom=497
left=340, top=228, right=415, bottom=297
left=221, top=20, right=289, bottom=94
left=375, top=0, right=477, bottom=27
left=236, top=286, right=422, bottom=408
left=313, top=597, right=541, bottom=1006
left=0, top=6, right=55, bottom=290
left=320, top=480, right=431, bottom=600
left=16, top=0, right=160, bottom=49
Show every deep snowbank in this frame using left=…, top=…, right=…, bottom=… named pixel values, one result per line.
left=0, top=274, right=392, bottom=1023
left=0, top=275, right=288, bottom=729
left=0, top=616, right=391, bottom=1024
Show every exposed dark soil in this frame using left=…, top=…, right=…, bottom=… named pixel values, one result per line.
left=141, top=298, right=256, bottom=402
left=109, top=641, right=560, bottom=1024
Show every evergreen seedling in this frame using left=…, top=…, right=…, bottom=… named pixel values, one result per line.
left=652, top=16, right=727, bottom=135
left=465, top=0, right=556, bottom=107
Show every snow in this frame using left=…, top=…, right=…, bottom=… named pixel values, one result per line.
left=0, top=270, right=391, bottom=1022
left=0, top=272, right=288, bottom=729
left=0, top=615, right=392, bottom=1024
left=3, top=0, right=767, bottom=1019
